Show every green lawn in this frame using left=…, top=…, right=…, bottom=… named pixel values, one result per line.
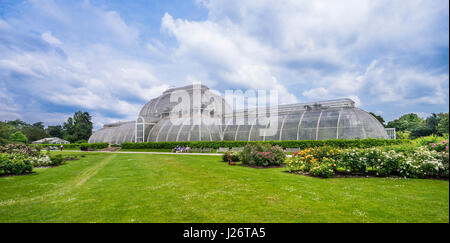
left=0, top=152, right=448, bottom=223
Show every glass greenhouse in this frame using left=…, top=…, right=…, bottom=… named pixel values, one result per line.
left=88, top=85, right=387, bottom=144
left=32, top=137, right=70, bottom=144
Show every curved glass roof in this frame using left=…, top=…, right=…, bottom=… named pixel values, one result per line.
left=88, top=121, right=135, bottom=145
left=138, top=84, right=229, bottom=124
left=147, top=107, right=387, bottom=142
left=88, top=85, right=388, bottom=144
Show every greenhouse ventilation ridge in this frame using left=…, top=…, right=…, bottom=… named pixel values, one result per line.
left=88, top=85, right=388, bottom=144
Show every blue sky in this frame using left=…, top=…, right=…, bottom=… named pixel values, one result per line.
left=0, top=0, right=448, bottom=129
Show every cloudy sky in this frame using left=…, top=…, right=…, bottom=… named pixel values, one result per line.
left=0, top=0, right=448, bottom=129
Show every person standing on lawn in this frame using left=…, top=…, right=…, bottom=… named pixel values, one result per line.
left=60, top=144, right=63, bottom=151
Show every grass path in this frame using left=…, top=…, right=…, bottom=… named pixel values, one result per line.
left=0, top=152, right=448, bottom=222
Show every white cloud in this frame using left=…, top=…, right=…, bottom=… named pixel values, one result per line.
left=0, top=0, right=448, bottom=126
left=41, top=31, right=62, bottom=45
left=302, top=88, right=328, bottom=100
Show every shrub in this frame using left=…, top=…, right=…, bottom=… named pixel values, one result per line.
left=0, top=144, right=41, bottom=157
left=222, top=152, right=240, bottom=162
left=399, top=147, right=448, bottom=178
left=38, top=143, right=108, bottom=150
left=309, top=158, right=337, bottom=178
left=428, top=140, right=448, bottom=153
left=239, top=143, right=285, bottom=167
left=50, top=154, right=64, bottom=166
left=372, top=150, right=405, bottom=177
left=31, top=155, right=53, bottom=167
left=9, top=131, right=28, bottom=144
left=287, top=148, right=318, bottom=171
left=414, top=135, right=443, bottom=146
left=339, top=149, right=369, bottom=174
left=382, top=143, right=418, bottom=156
left=121, top=139, right=410, bottom=150
left=0, top=153, right=33, bottom=175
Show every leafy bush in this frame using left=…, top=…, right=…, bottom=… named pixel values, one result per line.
left=287, top=144, right=448, bottom=178
left=382, top=143, right=418, bottom=156
left=31, top=155, right=53, bottom=167
left=309, top=158, right=337, bottom=178
left=372, top=150, right=405, bottom=177
left=222, top=152, right=240, bottom=162
left=239, top=143, right=285, bottom=167
left=0, top=153, right=33, bottom=175
left=414, top=135, right=444, bottom=147
left=38, top=143, right=108, bottom=150
left=49, top=154, right=64, bottom=166
left=399, top=147, right=448, bottom=178
left=339, top=149, right=369, bottom=173
left=427, top=140, right=448, bottom=153
left=9, top=131, right=28, bottom=144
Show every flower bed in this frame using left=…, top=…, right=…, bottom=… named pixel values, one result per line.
left=0, top=144, right=68, bottom=175
left=287, top=142, right=449, bottom=178
left=239, top=143, right=285, bottom=167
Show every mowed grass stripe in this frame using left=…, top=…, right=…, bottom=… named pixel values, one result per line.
left=0, top=154, right=116, bottom=207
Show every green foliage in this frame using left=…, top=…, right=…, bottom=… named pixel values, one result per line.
left=386, top=113, right=424, bottom=132
left=38, top=143, right=108, bottom=150
left=437, top=113, right=449, bottom=135
left=386, top=112, right=449, bottom=139
left=369, top=112, right=385, bottom=126
left=249, top=144, right=285, bottom=167
left=121, top=139, right=410, bottom=150
left=9, top=131, right=28, bottom=144
left=238, top=143, right=286, bottom=166
left=49, top=154, right=64, bottom=166
left=287, top=144, right=448, bottom=179
left=0, top=122, right=14, bottom=145
left=399, top=147, right=449, bottom=178
left=0, top=153, right=448, bottom=223
left=413, top=135, right=443, bottom=146
left=63, top=111, right=93, bottom=143
left=396, top=130, right=411, bottom=139
left=21, top=124, right=48, bottom=142
left=309, top=158, right=336, bottom=178
left=222, top=152, right=240, bottom=162
left=0, top=153, right=33, bottom=175
left=46, top=125, right=63, bottom=138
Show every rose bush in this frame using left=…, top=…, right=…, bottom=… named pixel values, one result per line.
left=239, top=143, right=285, bottom=167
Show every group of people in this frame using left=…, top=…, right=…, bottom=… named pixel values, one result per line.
left=173, top=145, right=191, bottom=153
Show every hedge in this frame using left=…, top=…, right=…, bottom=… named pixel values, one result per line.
left=121, top=139, right=411, bottom=150
left=38, top=143, right=108, bottom=150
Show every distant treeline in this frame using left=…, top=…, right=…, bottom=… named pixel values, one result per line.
left=0, top=111, right=93, bottom=145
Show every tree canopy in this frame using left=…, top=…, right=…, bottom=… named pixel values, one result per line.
left=0, top=110, right=93, bottom=144
left=386, top=112, right=449, bottom=139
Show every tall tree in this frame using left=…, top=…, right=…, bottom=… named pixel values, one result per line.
left=20, top=121, right=48, bottom=142
left=46, top=125, right=63, bottom=138
left=73, top=111, right=93, bottom=141
left=386, top=113, right=424, bottom=132
left=62, top=111, right=93, bottom=142
left=437, top=113, right=449, bottom=135
left=9, top=131, right=28, bottom=144
left=369, top=112, right=385, bottom=126
left=0, top=122, right=14, bottom=145
left=6, top=119, right=28, bottom=131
